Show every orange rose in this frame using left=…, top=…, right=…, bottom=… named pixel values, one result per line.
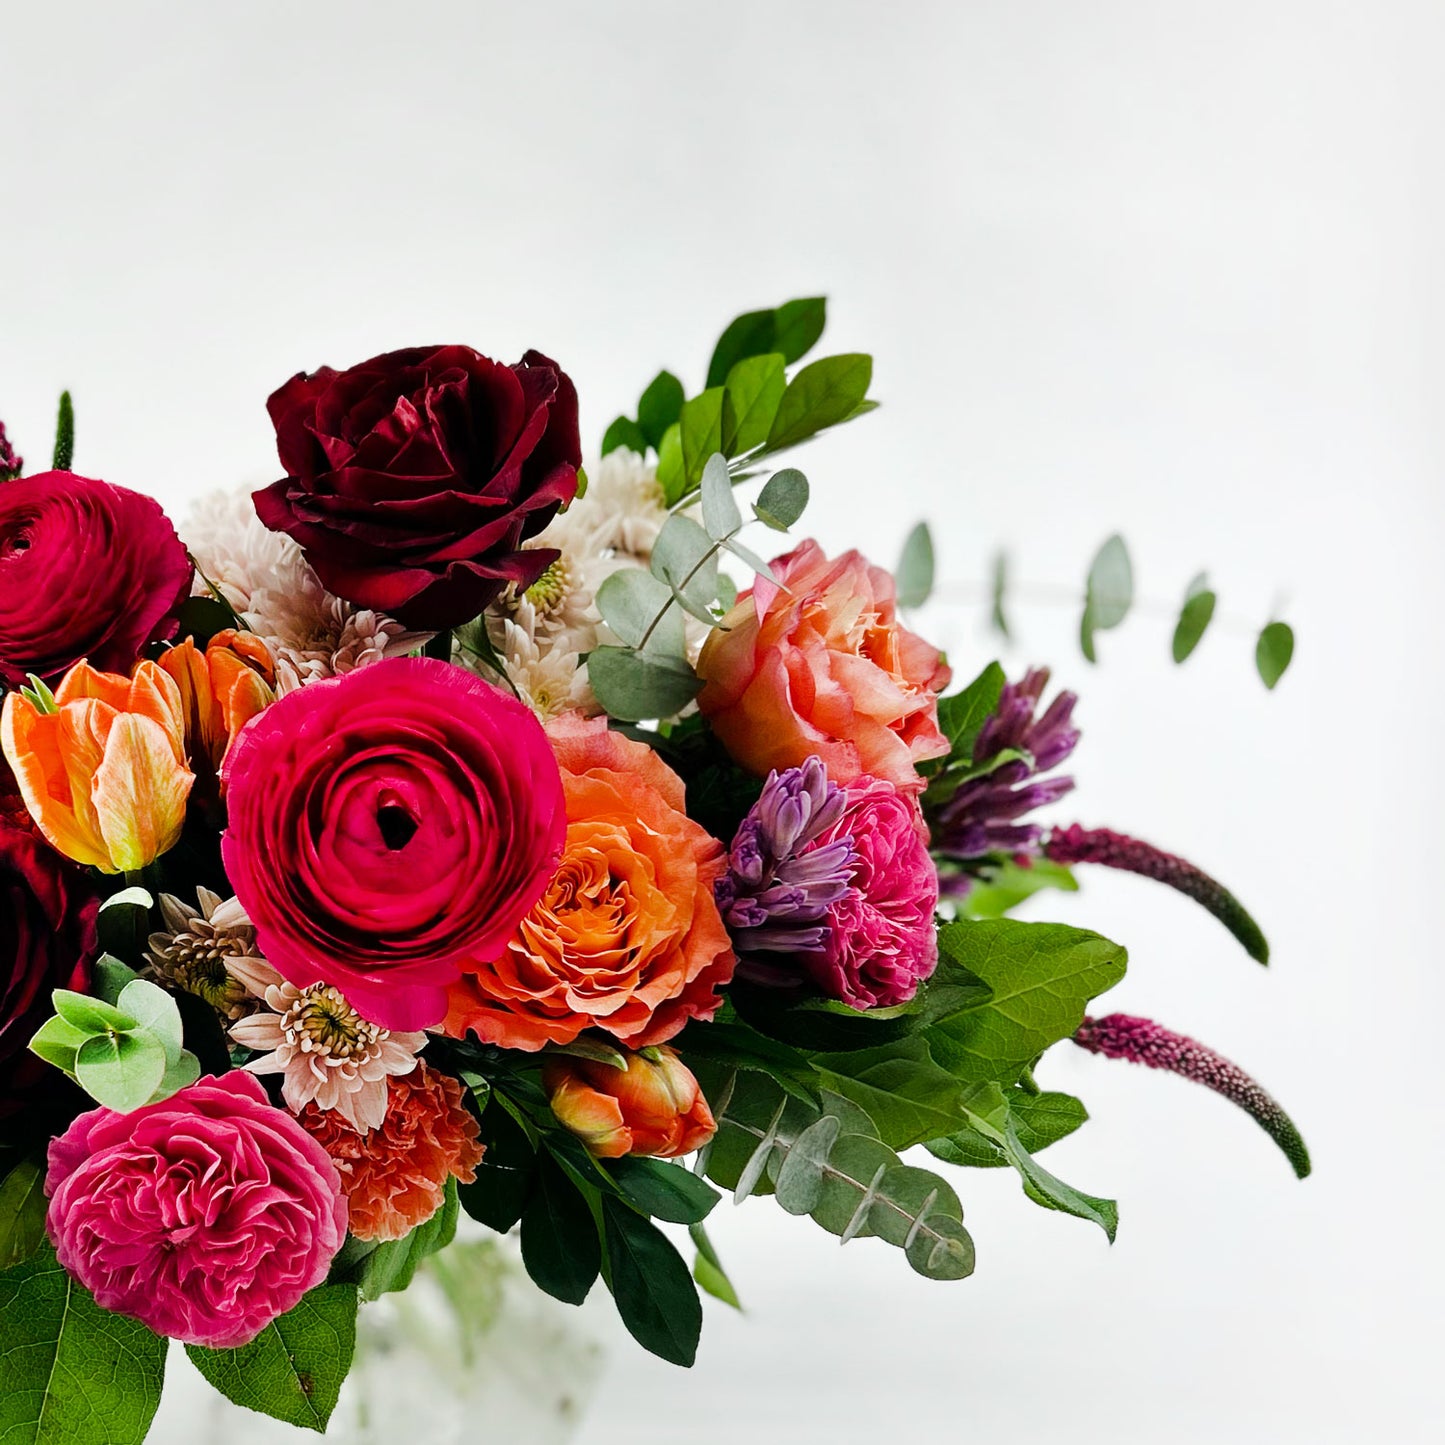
left=0, top=660, right=193, bottom=873
left=160, top=630, right=276, bottom=775
left=444, top=713, right=735, bottom=1050
left=696, top=539, right=951, bottom=793
left=544, top=1046, right=717, bottom=1159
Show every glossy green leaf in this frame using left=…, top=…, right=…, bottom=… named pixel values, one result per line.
left=752, top=468, right=809, bottom=531
left=706, top=308, right=778, bottom=390
left=74, top=1029, right=167, bottom=1114
left=772, top=297, right=828, bottom=365
left=0, top=1244, right=167, bottom=1444
left=601, top=416, right=649, bottom=457
left=1256, top=620, right=1294, bottom=689
left=936, top=662, right=1006, bottom=760
left=1080, top=533, right=1133, bottom=663
left=926, top=920, right=1127, bottom=1085
left=928, top=1087, right=1088, bottom=1167
left=679, top=388, right=726, bottom=486
left=766, top=354, right=873, bottom=452
left=520, top=1156, right=600, bottom=1306
left=186, top=1284, right=358, bottom=1433
left=895, top=521, right=935, bottom=608
left=587, top=647, right=702, bottom=723
left=608, top=1157, right=720, bottom=1225
left=957, top=857, right=1079, bottom=919
left=699, top=453, right=742, bottom=540
left=458, top=1100, right=539, bottom=1234
left=723, top=353, right=786, bottom=454
left=636, top=370, right=686, bottom=449
left=1172, top=573, right=1216, bottom=663
left=812, top=1039, right=973, bottom=1150
left=0, top=1158, right=48, bottom=1270
left=601, top=1196, right=703, bottom=1366
left=656, top=423, right=685, bottom=504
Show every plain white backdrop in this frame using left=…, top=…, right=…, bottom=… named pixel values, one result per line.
left=3, top=2, right=1442, bottom=1441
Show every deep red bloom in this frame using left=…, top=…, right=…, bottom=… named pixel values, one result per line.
left=0, top=472, right=193, bottom=687
left=254, top=345, right=581, bottom=629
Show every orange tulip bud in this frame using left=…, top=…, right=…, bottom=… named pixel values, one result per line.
left=160, top=630, right=275, bottom=774
left=543, top=1045, right=717, bottom=1160
left=0, top=659, right=194, bottom=873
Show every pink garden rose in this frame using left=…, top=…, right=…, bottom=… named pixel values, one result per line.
left=45, top=1072, right=346, bottom=1349
left=221, top=656, right=567, bottom=1031
left=802, top=775, right=939, bottom=1009
left=696, top=540, right=951, bottom=794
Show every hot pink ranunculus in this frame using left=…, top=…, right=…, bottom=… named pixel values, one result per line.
left=803, top=775, right=939, bottom=1009
left=696, top=540, right=951, bottom=794
left=45, top=1072, right=347, bottom=1349
left=221, top=656, right=566, bottom=1031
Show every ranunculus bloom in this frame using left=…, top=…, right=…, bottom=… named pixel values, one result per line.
left=1, top=660, right=194, bottom=874
left=221, top=656, right=566, bottom=1032
left=298, top=1062, right=484, bottom=1242
left=254, top=346, right=582, bottom=629
left=159, top=629, right=276, bottom=777
left=0, top=471, right=192, bottom=687
left=696, top=539, right=952, bottom=794
left=444, top=713, right=735, bottom=1050
left=0, top=817, right=98, bottom=1117
left=801, top=776, right=939, bottom=1009
left=544, top=1046, right=717, bottom=1159
left=45, top=1071, right=347, bottom=1349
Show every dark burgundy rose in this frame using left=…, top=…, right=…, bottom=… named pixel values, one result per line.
left=254, top=345, right=582, bottom=630
left=1, top=817, right=100, bottom=1118
left=0, top=472, right=194, bottom=688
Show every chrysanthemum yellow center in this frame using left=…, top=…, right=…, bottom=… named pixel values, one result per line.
left=521, top=559, right=570, bottom=616
left=287, top=986, right=384, bottom=1058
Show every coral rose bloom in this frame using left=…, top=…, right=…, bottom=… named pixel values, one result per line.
left=696, top=539, right=951, bottom=793
left=45, top=1072, right=346, bottom=1349
left=445, top=713, right=736, bottom=1050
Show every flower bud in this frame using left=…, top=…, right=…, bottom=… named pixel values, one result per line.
left=159, top=629, right=276, bottom=775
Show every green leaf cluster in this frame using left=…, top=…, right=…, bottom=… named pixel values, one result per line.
left=29, top=972, right=200, bottom=1113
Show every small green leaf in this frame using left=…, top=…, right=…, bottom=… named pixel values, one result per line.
left=601, top=1196, right=703, bottom=1366
left=116, top=978, right=185, bottom=1064
left=637, top=370, right=686, bottom=449
left=186, top=1284, right=358, bottom=1433
left=51, top=989, right=134, bottom=1035
left=752, top=468, right=809, bottom=531
left=720, top=535, right=777, bottom=581
left=1256, top=620, right=1294, bottom=689
left=520, top=1156, right=600, bottom=1306
left=679, top=388, right=726, bottom=487
left=74, top=1029, right=168, bottom=1113
left=1081, top=534, right=1133, bottom=662
left=96, top=887, right=153, bottom=962
left=596, top=569, right=685, bottom=657
left=546, top=1037, right=629, bottom=1070
left=905, top=1212, right=976, bottom=1281
left=52, top=391, right=74, bottom=471
left=172, top=595, right=240, bottom=649
left=772, top=1115, right=840, bottom=1215
left=0, top=1158, right=48, bottom=1269
left=608, top=1157, right=720, bottom=1225
left=935, top=662, right=1006, bottom=758
left=0, top=1244, right=167, bottom=1444
left=1172, top=573, right=1217, bottom=663
left=990, top=550, right=1011, bottom=638
left=772, top=297, right=827, bottom=364
left=602, top=416, right=649, bottom=457
left=928, top=1087, right=1088, bottom=1168
left=689, top=1222, right=741, bottom=1309
left=723, top=353, right=787, bottom=454
left=656, top=423, right=685, bottom=504
left=92, top=954, right=141, bottom=1006
left=706, top=308, right=779, bottom=390
left=27, top=1014, right=89, bottom=1076
left=895, top=521, right=935, bottom=609
left=458, top=1100, right=539, bottom=1234
left=587, top=647, right=703, bottom=723
left=152, top=1049, right=201, bottom=1102
left=699, top=453, right=742, bottom=540
left=766, top=354, right=873, bottom=452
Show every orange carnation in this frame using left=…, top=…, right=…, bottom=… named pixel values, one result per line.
left=298, top=1061, right=483, bottom=1243
left=696, top=539, right=952, bottom=793
left=444, top=713, right=735, bottom=1051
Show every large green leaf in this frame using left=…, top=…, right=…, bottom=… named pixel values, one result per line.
left=0, top=1158, right=48, bottom=1270
left=706, top=297, right=826, bottom=389
left=186, top=1284, right=358, bottom=1433
left=765, top=354, right=873, bottom=452
left=956, top=857, right=1079, bottom=919
left=586, top=647, right=702, bottom=723
left=723, top=353, right=786, bottom=454
left=519, top=1156, right=600, bottom=1306
left=927, top=1087, right=1088, bottom=1168
left=636, top=370, right=686, bottom=449
left=607, top=1157, right=720, bottom=1226
left=926, top=920, right=1127, bottom=1084
left=812, top=1039, right=974, bottom=1150
left=458, top=1098, right=540, bottom=1233
left=601, top=1197, right=703, bottom=1366
left=679, top=389, right=726, bottom=487
left=0, top=1244, right=167, bottom=1444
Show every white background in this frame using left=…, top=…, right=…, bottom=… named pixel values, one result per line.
left=3, top=2, right=1442, bottom=1441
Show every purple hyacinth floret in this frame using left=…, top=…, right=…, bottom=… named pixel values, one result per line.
left=715, top=758, right=858, bottom=973
left=932, top=667, right=1080, bottom=860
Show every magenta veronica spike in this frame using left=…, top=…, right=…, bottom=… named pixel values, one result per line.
left=1074, top=1013, right=1310, bottom=1178
left=1045, top=823, right=1269, bottom=964
left=0, top=419, right=21, bottom=481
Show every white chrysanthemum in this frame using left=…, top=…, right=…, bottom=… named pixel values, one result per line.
left=182, top=488, right=298, bottom=612
left=485, top=616, right=598, bottom=721
left=549, top=448, right=668, bottom=561
left=496, top=538, right=601, bottom=656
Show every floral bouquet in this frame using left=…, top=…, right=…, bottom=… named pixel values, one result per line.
left=0, top=300, right=1306, bottom=1442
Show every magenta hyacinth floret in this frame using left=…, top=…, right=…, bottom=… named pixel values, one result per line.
left=0, top=419, right=20, bottom=481
left=45, top=1072, right=348, bottom=1348
left=1074, top=1012, right=1310, bottom=1178
left=932, top=667, right=1080, bottom=860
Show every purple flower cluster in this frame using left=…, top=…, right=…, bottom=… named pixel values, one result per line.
left=932, top=668, right=1080, bottom=859
left=0, top=419, right=20, bottom=482
left=714, top=758, right=856, bottom=978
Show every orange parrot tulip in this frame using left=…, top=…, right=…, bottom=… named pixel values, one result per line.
left=159, top=630, right=276, bottom=773
left=0, top=659, right=194, bottom=873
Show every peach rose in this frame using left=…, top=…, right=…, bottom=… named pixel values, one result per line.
left=444, top=713, right=735, bottom=1050
left=696, top=539, right=951, bottom=793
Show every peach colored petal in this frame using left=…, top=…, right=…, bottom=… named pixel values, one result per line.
left=92, top=713, right=193, bottom=873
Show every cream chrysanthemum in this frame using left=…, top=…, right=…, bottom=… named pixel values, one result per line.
left=182, top=489, right=296, bottom=613
left=487, top=615, right=596, bottom=721
left=146, top=888, right=265, bottom=1021
left=227, top=958, right=427, bottom=1134
left=553, top=448, right=668, bottom=561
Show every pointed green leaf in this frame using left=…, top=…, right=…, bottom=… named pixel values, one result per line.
left=601, top=1196, right=703, bottom=1366
left=602, top=416, right=649, bottom=457
left=723, top=353, right=787, bottom=454
left=0, top=1158, right=48, bottom=1270
left=990, top=550, right=1012, bottom=638
left=1081, top=533, right=1132, bottom=661
left=679, top=388, right=726, bottom=487
left=637, top=370, right=686, bottom=449
left=706, top=308, right=778, bottom=390
left=92, top=954, right=140, bottom=1006
left=752, top=468, right=809, bottom=531
left=772, top=297, right=827, bottom=364
left=1256, top=620, right=1294, bottom=689
left=332, top=1179, right=459, bottom=1301
left=1172, top=573, right=1217, bottom=662
left=608, top=1157, right=720, bottom=1225
left=520, top=1156, right=600, bottom=1305
left=766, top=354, right=873, bottom=452
left=689, top=1222, right=741, bottom=1310
left=895, top=521, right=935, bottom=609
left=656, top=423, right=685, bottom=504
left=186, top=1284, right=358, bottom=1433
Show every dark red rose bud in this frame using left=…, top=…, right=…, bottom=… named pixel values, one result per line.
left=0, top=817, right=100, bottom=1118
left=0, top=471, right=194, bottom=688
left=254, top=345, right=582, bottom=630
